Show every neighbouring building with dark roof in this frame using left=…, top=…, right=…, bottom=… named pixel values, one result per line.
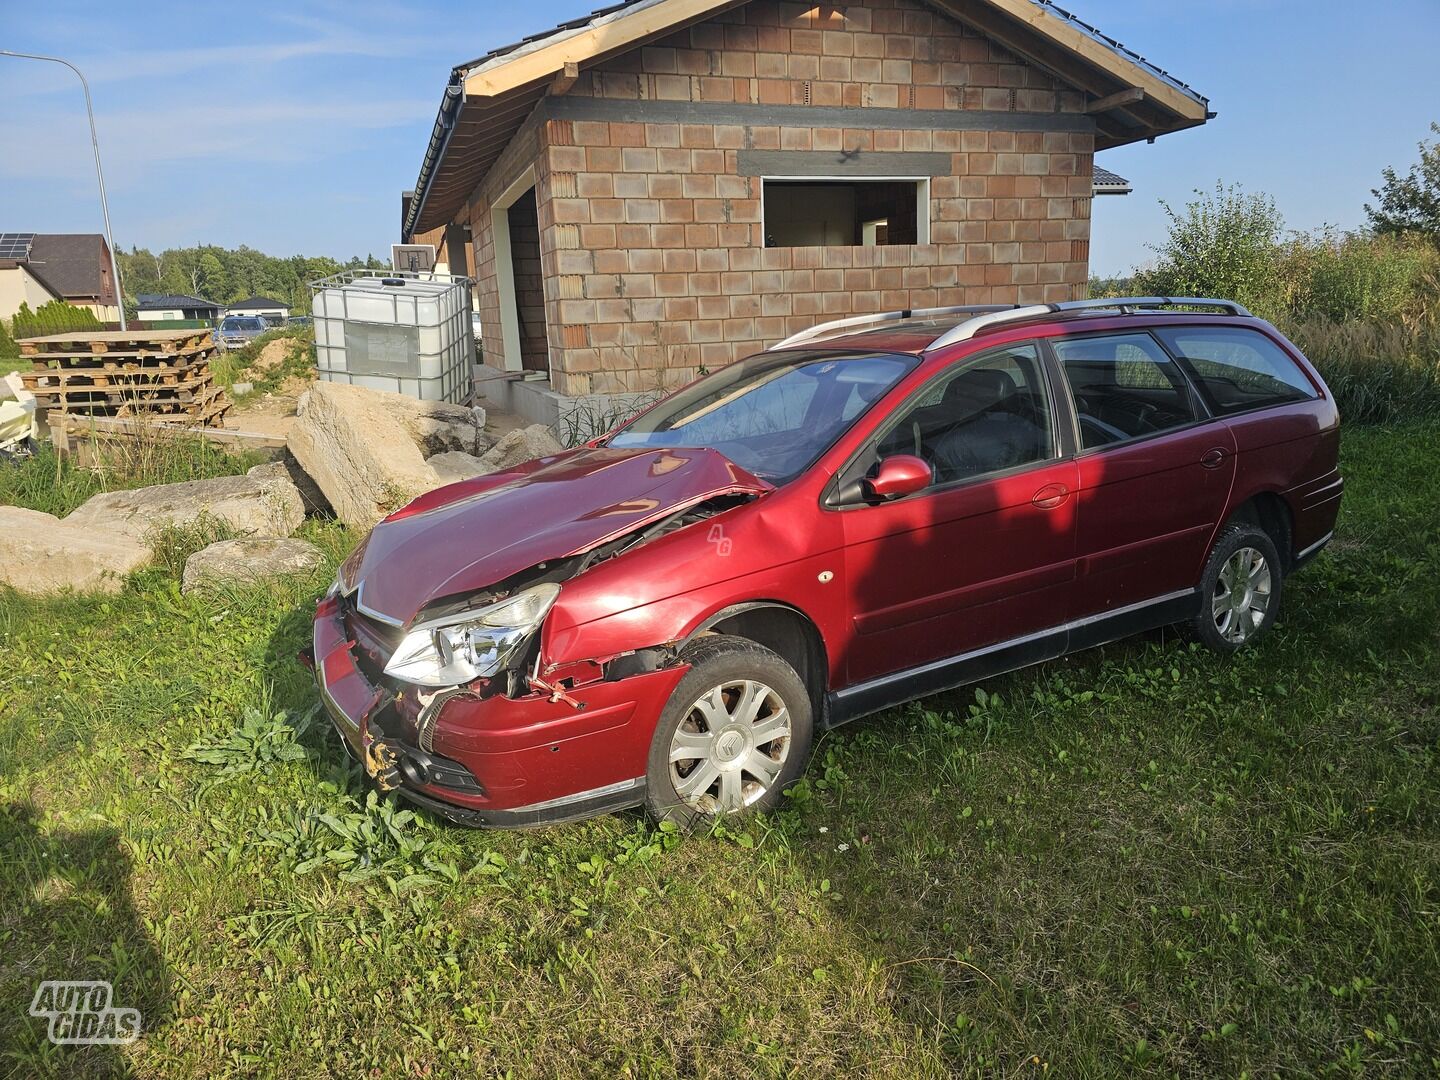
left=225, top=295, right=291, bottom=320
left=135, top=294, right=223, bottom=322
left=0, top=232, right=120, bottom=324
left=401, top=0, right=1208, bottom=417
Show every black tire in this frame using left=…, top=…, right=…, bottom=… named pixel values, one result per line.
left=645, top=634, right=814, bottom=827
left=1191, top=522, right=1284, bottom=653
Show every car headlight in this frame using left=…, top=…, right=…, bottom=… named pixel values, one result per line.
left=382, top=583, right=560, bottom=687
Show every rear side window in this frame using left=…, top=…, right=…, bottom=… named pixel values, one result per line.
left=1155, top=327, right=1318, bottom=415
left=1053, top=333, right=1199, bottom=449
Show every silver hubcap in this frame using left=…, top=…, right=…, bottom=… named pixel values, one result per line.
left=1212, top=546, right=1272, bottom=644
left=669, top=679, right=791, bottom=815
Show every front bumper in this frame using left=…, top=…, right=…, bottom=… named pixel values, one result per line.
left=311, top=593, right=686, bottom=827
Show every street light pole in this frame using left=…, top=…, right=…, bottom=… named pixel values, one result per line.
left=1, top=50, right=127, bottom=329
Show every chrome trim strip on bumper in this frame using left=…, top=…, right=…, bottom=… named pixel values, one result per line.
left=1295, top=530, right=1334, bottom=563
left=508, top=776, right=643, bottom=814
left=835, top=587, right=1197, bottom=702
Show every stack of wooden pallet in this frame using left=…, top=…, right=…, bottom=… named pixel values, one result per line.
left=16, top=328, right=231, bottom=427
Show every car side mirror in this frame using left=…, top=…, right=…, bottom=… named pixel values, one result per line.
left=864, top=454, right=932, bottom=500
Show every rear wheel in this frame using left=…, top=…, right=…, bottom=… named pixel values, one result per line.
left=645, top=635, right=813, bottom=827
left=1192, top=523, right=1283, bottom=652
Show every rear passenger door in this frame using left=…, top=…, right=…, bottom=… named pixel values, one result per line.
left=1050, top=331, right=1236, bottom=619
left=1152, top=325, right=1341, bottom=556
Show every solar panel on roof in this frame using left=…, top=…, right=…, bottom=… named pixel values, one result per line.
left=0, top=233, right=35, bottom=260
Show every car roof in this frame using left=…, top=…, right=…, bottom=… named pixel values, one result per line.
left=770, top=298, right=1259, bottom=357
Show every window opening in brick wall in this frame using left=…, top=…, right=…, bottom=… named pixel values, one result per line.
left=762, top=179, right=928, bottom=248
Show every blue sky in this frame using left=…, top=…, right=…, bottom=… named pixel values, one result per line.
left=2, top=0, right=1437, bottom=276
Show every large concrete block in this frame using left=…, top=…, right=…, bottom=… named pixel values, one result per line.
left=181, top=537, right=325, bottom=594
left=287, top=383, right=496, bottom=529
left=287, top=383, right=446, bottom=530
left=475, top=425, right=565, bottom=473
left=0, top=506, right=152, bottom=595
left=64, top=468, right=305, bottom=540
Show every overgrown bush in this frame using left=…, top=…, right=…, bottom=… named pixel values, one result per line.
left=11, top=299, right=104, bottom=339
left=1121, top=181, right=1440, bottom=424
left=0, top=318, right=18, bottom=361
left=1133, top=183, right=1286, bottom=318
left=1278, top=230, right=1439, bottom=326
left=1280, top=319, right=1440, bottom=424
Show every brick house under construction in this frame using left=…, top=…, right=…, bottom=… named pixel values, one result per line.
left=401, top=0, right=1210, bottom=419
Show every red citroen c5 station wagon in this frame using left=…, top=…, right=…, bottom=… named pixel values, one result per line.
left=311, top=297, right=1342, bottom=827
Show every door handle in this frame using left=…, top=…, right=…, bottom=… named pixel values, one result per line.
left=1200, top=447, right=1228, bottom=470
left=1031, top=483, right=1070, bottom=510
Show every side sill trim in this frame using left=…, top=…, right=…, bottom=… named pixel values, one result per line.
left=827, top=587, right=1198, bottom=727
left=835, top=587, right=1196, bottom=703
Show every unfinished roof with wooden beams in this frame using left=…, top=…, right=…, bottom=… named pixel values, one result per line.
left=403, top=0, right=1209, bottom=238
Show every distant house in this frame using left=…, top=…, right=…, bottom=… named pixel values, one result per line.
left=1092, top=166, right=1133, bottom=196
left=224, top=295, right=290, bottom=321
left=135, top=294, right=223, bottom=322
left=0, top=232, right=120, bottom=323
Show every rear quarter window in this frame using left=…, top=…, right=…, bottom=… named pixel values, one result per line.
left=1155, top=327, right=1317, bottom=415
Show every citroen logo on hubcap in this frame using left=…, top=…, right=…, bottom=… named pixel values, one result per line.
left=715, top=729, right=745, bottom=762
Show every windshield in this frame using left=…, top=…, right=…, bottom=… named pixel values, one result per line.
left=608, top=350, right=917, bottom=482
left=221, top=317, right=265, bottom=331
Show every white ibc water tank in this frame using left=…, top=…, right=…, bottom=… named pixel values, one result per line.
left=310, top=269, right=474, bottom=403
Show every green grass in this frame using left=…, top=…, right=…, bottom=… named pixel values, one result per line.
left=2, top=422, right=1439, bottom=1076
left=0, top=437, right=265, bottom=518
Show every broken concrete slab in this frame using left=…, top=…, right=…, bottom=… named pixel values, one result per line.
left=475, top=424, right=565, bottom=473
left=64, top=468, right=305, bottom=541
left=287, top=382, right=447, bottom=530
left=393, top=399, right=490, bottom=457
left=426, top=450, right=490, bottom=486
left=248, top=457, right=330, bottom=516
left=0, top=506, right=152, bottom=595
left=181, top=537, right=325, bottom=594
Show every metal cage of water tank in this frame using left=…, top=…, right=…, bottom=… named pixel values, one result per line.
left=310, top=269, right=474, bottom=403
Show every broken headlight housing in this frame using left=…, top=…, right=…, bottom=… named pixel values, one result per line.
left=383, top=583, right=560, bottom=687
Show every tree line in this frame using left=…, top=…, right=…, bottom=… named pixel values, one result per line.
left=116, top=245, right=390, bottom=316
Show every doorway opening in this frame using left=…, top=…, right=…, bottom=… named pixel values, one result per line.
left=492, top=168, right=550, bottom=375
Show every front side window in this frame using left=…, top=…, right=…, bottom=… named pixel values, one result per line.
left=876, top=344, right=1054, bottom=485
left=609, top=351, right=917, bottom=483
left=1053, top=333, right=1199, bottom=450
left=1154, top=327, right=1318, bottom=415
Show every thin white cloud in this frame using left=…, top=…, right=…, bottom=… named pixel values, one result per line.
left=0, top=97, right=438, bottom=184
left=2, top=25, right=454, bottom=96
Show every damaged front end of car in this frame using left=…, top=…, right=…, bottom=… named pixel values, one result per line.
left=308, top=448, right=770, bottom=827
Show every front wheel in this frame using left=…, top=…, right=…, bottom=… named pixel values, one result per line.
left=1192, top=523, right=1283, bottom=652
left=645, top=635, right=813, bottom=827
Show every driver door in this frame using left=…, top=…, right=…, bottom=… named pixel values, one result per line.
left=837, top=343, right=1080, bottom=685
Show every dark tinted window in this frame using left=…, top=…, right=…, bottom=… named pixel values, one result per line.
left=1155, top=327, right=1318, bottom=415
left=877, top=344, right=1054, bottom=484
left=1054, top=333, right=1199, bottom=449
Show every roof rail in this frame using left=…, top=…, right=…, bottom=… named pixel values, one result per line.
left=768, top=304, right=1016, bottom=351
left=925, top=296, right=1252, bottom=352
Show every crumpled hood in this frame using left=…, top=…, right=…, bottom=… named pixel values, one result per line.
left=340, top=446, right=771, bottom=626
